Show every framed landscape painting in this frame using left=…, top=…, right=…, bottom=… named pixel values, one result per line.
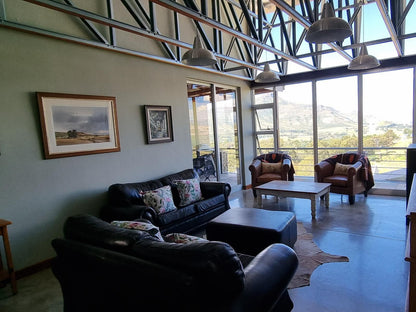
left=144, top=105, right=173, bottom=144
left=37, top=92, right=120, bottom=159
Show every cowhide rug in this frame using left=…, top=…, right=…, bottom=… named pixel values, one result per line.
left=288, top=223, right=349, bottom=289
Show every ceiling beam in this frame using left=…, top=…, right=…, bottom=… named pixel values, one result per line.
left=374, top=0, right=403, bottom=57
left=252, top=54, right=416, bottom=86
left=151, top=0, right=317, bottom=70
left=22, top=0, right=265, bottom=72
left=268, top=0, right=353, bottom=61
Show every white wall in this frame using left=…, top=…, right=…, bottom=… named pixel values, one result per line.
left=0, top=27, right=253, bottom=270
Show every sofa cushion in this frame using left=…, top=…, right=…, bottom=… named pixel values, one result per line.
left=142, top=185, right=177, bottom=215
left=108, top=180, right=164, bottom=206
left=324, top=175, right=348, bottom=187
left=130, top=239, right=245, bottom=297
left=63, top=214, right=159, bottom=252
left=195, top=194, right=225, bottom=212
left=160, top=169, right=198, bottom=186
left=333, top=162, right=352, bottom=176
left=257, top=173, right=283, bottom=184
left=172, top=178, right=203, bottom=207
left=157, top=204, right=198, bottom=226
left=111, top=220, right=164, bottom=241
left=262, top=162, right=282, bottom=174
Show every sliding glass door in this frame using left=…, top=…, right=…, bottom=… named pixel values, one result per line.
left=187, top=82, right=241, bottom=188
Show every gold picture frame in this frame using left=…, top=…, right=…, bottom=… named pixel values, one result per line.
left=37, top=92, right=120, bottom=159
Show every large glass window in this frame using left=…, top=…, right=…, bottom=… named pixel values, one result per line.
left=253, top=88, right=276, bottom=154
left=253, top=67, right=415, bottom=193
left=278, top=83, right=314, bottom=177
left=317, top=76, right=358, bottom=161
left=363, top=69, right=413, bottom=190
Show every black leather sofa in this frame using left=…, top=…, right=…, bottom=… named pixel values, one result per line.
left=101, top=169, right=231, bottom=234
left=52, top=214, right=298, bottom=312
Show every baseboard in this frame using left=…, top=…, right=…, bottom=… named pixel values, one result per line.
left=16, top=258, right=54, bottom=280
left=243, top=184, right=252, bottom=190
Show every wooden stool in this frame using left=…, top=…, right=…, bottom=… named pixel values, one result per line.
left=0, top=219, right=17, bottom=294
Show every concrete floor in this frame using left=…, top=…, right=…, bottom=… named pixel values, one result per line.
left=229, top=189, right=409, bottom=312
left=0, top=190, right=409, bottom=312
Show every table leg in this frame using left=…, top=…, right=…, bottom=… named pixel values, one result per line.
left=257, top=192, right=263, bottom=208
left=311, top=197, right=316, bottom=219
left=325, top=192, right=330, bottom=209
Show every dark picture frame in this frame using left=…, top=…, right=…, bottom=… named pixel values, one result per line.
left=144, top=105, right=173, bottom=144
left=37, top=92, right=121, bottom=159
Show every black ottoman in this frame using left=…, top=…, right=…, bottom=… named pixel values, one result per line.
left=206, top=208, right=297, bottom=256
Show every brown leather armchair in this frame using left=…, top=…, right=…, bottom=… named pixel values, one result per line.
left=314, top=153, right=374, bottom=205
left=249, top=152, right=295, bottom=197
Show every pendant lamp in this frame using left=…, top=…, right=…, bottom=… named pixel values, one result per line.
left=182, top=35, right=217, bottom=66
left=305, top=2, right=352, bottom=44
left=348, top=44, right=380, bottom=70
left=255, top=63, right=280, bottom=83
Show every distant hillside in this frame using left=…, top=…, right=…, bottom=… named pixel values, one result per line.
left=271, top=98, right=358, bottom=137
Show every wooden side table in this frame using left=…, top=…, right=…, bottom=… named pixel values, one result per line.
left=0, top=219, right=17, bottom=294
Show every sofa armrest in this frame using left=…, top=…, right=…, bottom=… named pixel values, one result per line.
left=347, top=162, right=362, bottom=177
left=200, top=181, right=232, bottom=199
left=100, top=204, right=157, bottom=223
left=249, top=159, right=262, bottom=188
left=249, top=159, right=262, bottom=176
left=314, top=161, right=334, bottom=182
left=231, top=244, right=298, bottom=312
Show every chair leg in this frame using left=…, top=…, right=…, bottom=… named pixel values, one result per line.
left=252, top=189, right=257, bottom=197
left=348, top=195, right=355, bottom=205
left=364, top=190, right=368, bottom=197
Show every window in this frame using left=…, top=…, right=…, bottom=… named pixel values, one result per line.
left=253, top=67, right=415, bottom=193
left=253, top=88, right=276, bottom=154
left=317, top=76, right=358, bottom=161
left=279, top=83, right=313, bottom=177
left=363, top=69, right=413, bottom=189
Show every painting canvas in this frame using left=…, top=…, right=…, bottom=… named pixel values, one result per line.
left=145, top=105, right=173, bottom=144
left=37, top=92, right=120, bottom=158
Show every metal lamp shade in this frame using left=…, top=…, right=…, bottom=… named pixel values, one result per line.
left=305, top=2, right=352, bottom=44
left=182, top=36, right=217, bottom=66
left=255, top=63, right=280, bottom=83
left=348, top=45, right=380, bottom=70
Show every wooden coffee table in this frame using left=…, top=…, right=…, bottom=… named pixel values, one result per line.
left=255, top=180, right=331, bottom=219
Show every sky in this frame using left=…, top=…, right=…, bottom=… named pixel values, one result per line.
left=52, top=106, right=110, bottom=135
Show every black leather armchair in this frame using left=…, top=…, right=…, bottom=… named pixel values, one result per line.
left=52, top=214, right=298, bottom=312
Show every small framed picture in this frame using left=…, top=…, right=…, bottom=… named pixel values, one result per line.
left=144, top=105, right=174, bottom=144
left=37, top=92, right=121, bottom=159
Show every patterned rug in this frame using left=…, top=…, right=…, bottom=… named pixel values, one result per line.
left=288, top=223, right=349, bottom=289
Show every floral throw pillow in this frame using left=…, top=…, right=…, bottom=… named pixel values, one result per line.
left=142, top=185, right=177, bottom=215
left=111, top=220, right=164, bottom=241
left=172, top=178, right=202, bottom=207
left=164, top=233, right=207, bottom=244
